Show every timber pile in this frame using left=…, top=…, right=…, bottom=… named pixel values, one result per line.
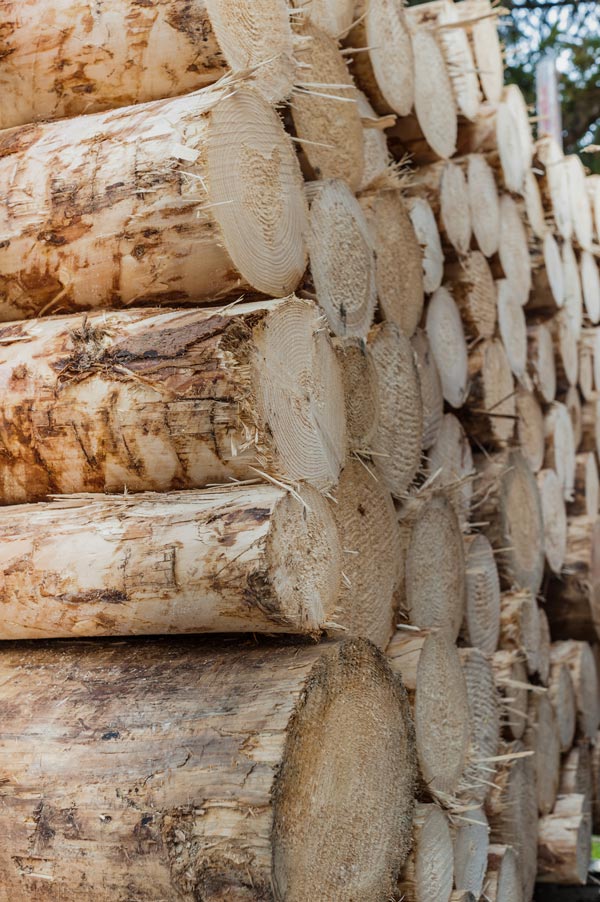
left=0, top=1, right=597, bottom=900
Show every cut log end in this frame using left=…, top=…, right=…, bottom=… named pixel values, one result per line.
left=468, top=153, right=500, bottom=256
left=458, top=647, right=501, bottom=804
left=537, top=468, right=568, bottom=573
left=526, top=692, right=560, bottom=816
left=426, top=413, right=474, bottom=524
left=498, top=194, right=532, bottom=307
left=273, top=639, right=418, bottom=900
left=463, top=534, right=501, bottom=656
left=407, top=196, right=444, bottom=294
left=497, top=280, right=527, bottom=383
left=446, top=251, right=497, bottom=341
left=291, top=0, right=355, bottom=38
left=208, top=86, right=308, bottom=297
left=441, top=162, right=472, bottom=256
left=516, top=389, right=545, bottom=474
left=453, top=806, right=489, bottom=898
left=253, top=297, right=346, bottom=490
left=399, top=803, right=454, bottom=902
left=536, top=794, right=591, bottom=885
left=426, top=286, right=470, bottom=409
left=464, top=338, right=515, bottom=448
left=412, top=329, right=444, bottom=451
left=548, top=661, right=577, bottom=753
left=333, top=337, right=379, bottom=452
left=308, top=179, right=376, bottom=337
left=485, top=845, right=523, bottom=902
left=410, top=28, right=458, bottom=160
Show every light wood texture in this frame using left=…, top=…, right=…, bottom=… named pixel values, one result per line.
left=546, top=517, right=600, bottom=642
left=550, top=641, right=600, bottom=739
left=537, top=794, right=591, bottom=885
left=426, top=287, right=470, bottom=409
left=463, top=533, right=501, bottom=655
left=398, top=803, right=454, bottom=902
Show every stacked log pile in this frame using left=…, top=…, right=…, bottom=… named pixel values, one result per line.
left=0, top=1, right=597, bottom=899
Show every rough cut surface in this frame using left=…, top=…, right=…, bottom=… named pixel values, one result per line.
left=0, top=637, right=418, bottom=902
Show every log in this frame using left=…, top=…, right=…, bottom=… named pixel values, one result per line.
left=562, top=240, right=584, bottom=340
left=368, top=322, right=424, bottom=498
left=291, top=0, right=354, bottom=37
left=523, top=168, right=549, bottom=241
left=358, top=185, right=424, bottom=336
left=499, top=590, right=541, bottom=677
left=468, top=153, right=501, bottom=256
left=0, top=0, right=296, bottom=127
left=581, top=251, right=600, bottom=325
left=330, top=458, right=401, bottom=650
left=538, top=607, right=552, bottom=686
left=502, top=85, right=534, bottom=174
left=426, top=413, right=474, bottom=525
left=537, top=468, right=568, bottom=574
left=452, top=807, right=489, bottom=898
left=591, top=733, right=600, bottom=832
left=333, top=337, right=379, bottom=453
left=589, top=175, right=600, bottom=241
left=290, top=24, right=364, bottom=190
left=426, top=286, right=470, bottom=409
left=492, top=650, right=529, bottom=741
left=566, top=155, right=594, bottom=251
left=525, top=691, right=560, bottom=816
left=463, top=533, right=501, bottom=655
left=444, top=252, right=497, bottom=340
left=484, top=845, right=524, bottom=902
left=456, top=101, right=526, bottom=195
left=396, top=492, right=466, bottom=640
left=398, top=803, right=454, bottom=902
left=527, top=323, right=557, bottom=404
left=548, top=660, right=577, bottom=753
left=536, top=137, right=573, bottom=240
left=406, top=1, right=481, bottom=121
left=486, top=742, right=538, bottom=901
left=0, top=85, right=309, bottom=318
left=455, top=0, right=504, bottom=103
left=550, top=641, right=600, bottom=739
left=386, top=21, right=458, bottom=163
left=497, top=194, right=532, bottom=308
left=580, top=328, right=600, bottom=398
left=345, top=0, right=414, bottom=117
left=388, top=630, right=470, bottom=801
left=562, top=383, right=583, bottom=450
left=458, top=647, right=501, bottom=804
left=357, top=90, right=392, bottom=192
left=0, top=485, right=343, bottom=640
left=578, top=342, right=595, bottom=402
left=550, top=310, right=579, bottom=389
left=546, top=517, right=600, bottom=643
left=0, top=299, right=346, bottom=502
left=516, top=389, right=545, bottom=474
left=407, top=197, right=445, bottom=294
left=581, top=398, right=600, bottom=455
left=497, top=280, right=527, bottom=383
left=537, top=794, right=591, bottom=885
left=0, top=636, right=418, bottom=900
left=559, top=742, right=593, bottom=808
left=569, top=451, right=600, bottom=521
left=307, top=179, right=376, bottom=338
left=411, top=329, right=444, bottom=450
left=462, top=338, right=516, bottom=448
left=544, top=403, right=576, bottom=502
left=407, top=160, right=472, bottom=256
left=527, top=232, right=565, bottom=316
left=475, top=450, right=545, bottom=595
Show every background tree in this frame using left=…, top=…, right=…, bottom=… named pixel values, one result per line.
left=407, top=0, right=600, bottom=173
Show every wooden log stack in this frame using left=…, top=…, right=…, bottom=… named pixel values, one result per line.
left=0, top=1, right=596, bottom=900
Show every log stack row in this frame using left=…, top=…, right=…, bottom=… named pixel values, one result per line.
left=0, top=1, right=596, bottom=899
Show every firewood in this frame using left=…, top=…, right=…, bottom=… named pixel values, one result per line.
left=398, top=803, right=454, bottom=902
left=368, top=322, right=424, bottom=498
left=411, top=329, right=444, bottom=450
left=307, top=179, right=376, bottom=337
left=546, top=518, right=600, bottom=643
left=396, top=493, right=466, bottom=640
left=476, top=450, right=545, bottom=596
left=548, top=661, right=577, bottom=753
left=537, top=793, right=591, bottom=885
left=291, top=23, right=364, bottom=189
left=0, top=484, right=342, bottom=639
left=550, top=641, right=600, bottom=739
left=452, top=806, right=489, bottom=898
left=0, top=86, right=309, bottom=318
left=0, top=299, right=346, bottom=502
left=458, top=648, right=501, bottom=804
left=407, top=197, right=445, bottom=294
left=537, top=468, right=568, bottom=574
left=388, top=630, right=470, bottom=802
left=463, top=534, right=501, bottom=656
left=426, top=287, right=470, bottom=409
left=359, top=186, right=424, bottom=336
left=0, top=637, right=419, bottom=900
left=0, top=0, right=296, bottom=127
